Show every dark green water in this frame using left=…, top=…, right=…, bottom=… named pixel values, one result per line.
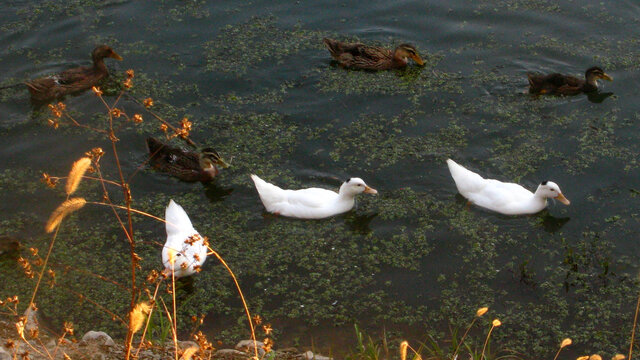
left=1, top=0, right=640, bottom=357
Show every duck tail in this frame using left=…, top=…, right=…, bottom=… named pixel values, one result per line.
left=250, top=174, right=285, bottom=211
left=165, top=199, right=195, bottom=237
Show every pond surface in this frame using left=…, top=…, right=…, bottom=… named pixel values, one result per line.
left=1, top=0, right=640, bottom=357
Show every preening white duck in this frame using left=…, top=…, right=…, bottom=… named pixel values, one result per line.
left=446, top=159, right=570, bottom=215
left=250, top=174, right=378, bottom=219
left=162, top=200, right=207, bottom=277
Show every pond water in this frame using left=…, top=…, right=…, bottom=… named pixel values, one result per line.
left=1, top=0, right=640, bottom=357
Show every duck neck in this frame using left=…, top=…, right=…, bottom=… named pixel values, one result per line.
left=92, top=55, right=108, bottom=72
left=584, top=74, right=599, bottom=91
left=391, top=50, right=408, bottom=68
left=530, top=191, right=549, bottom=211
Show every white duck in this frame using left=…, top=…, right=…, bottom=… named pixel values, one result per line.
left=250, top=174, right=378, bottom=219
left=446, top=159, right=570, bottom=215
left=162, top=200, right=207, bottom=277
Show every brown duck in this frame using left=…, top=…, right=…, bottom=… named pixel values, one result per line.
left=146, top=137, right=229, bottom=183
left=25, top=45, right=122, bottom=102
left=323, top=38, right=424, bottom=70
left=527, top=66, right=612, bottom=95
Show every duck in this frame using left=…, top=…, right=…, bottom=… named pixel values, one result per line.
left=25, top=45, right=122, bottom=102
left=146, top=137, right=228, bottom=182
left=527, top=66, right=612, bottom=95
left=250, top=174, right=378, bottom=219
left=446, top=159, right=570, bottom=215
left=162, top=200, right=207, bottom=278
left=323, top=38, right=424, bottom=71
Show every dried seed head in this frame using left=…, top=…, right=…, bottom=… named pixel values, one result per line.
left=129, top=302, right=152, bottom=334
left=66, top=157, right=91, bottom=195
left=123, top=78, right=133, bottom=89
left=577, top=356, right=590, bottom=360
left=400, top=341, right=409, bottom=360
left=180, top=347, right=199, bottom=360
left=45, top=198, right=87, bottom=233
left=612, top=355, right=625, bottom=360
left=126, top=69, right=134, bottom=78
left=476, top=307, right=488, bottom=317
left=91, top=86, right=103, bottom=96
left=560, top=338, right=572, bottom=348
left=492, top=319, right=501, bottom=327
left=111, top=108, right=123, bottom=118
left=143, top=97, right=154, bottom=108
left=133, top=114, right=143, bottom=123
left=589, top=355, right=602, bottom=360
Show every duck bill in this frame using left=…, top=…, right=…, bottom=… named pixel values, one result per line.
left=411, top=54, right=425, bottom=66
left=215, top=157, right=231, bottom=169
left=555, top=193, right=570, bottom=205
left=600, top=73, right=613, bottom=81
left=110, top=52, right=123, bottom=61
left=364, top=186, right=378, bottom=195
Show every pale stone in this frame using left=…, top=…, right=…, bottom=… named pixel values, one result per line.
left=81, top=331, right=116, bottom=347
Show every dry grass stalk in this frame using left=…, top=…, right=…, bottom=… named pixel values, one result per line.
left=129, top=301, right=152, bottom=334
left=45, top=198, right=86, bottom=233
left=65, top=157, right=91, bottom=195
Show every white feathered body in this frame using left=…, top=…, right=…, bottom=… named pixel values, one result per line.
left=162, top=200, right=207, bottom=277
left=250, top=174, right=357, bottom=219
left=447, top=159, right=547, bottom=215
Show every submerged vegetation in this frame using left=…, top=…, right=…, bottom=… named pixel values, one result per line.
left=0, top=1, right=640, bottom=359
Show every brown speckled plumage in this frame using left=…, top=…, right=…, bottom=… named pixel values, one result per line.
left=323, top=38, right=425, bottom=71
left=25, top=45, right=122, bottom=102
left=527, top=66, right=612, bottom=95
left=146, top=137, right=226, bottom=183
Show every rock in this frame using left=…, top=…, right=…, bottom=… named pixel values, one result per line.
left=81, top=331, right=115, bottom=347
left=235, top=339, right=265, bottom=357
left=0, top=345, right=10, bottom=360
left=178, top=340, right=199, bottom=350
left=302, top=351, right=333, bottom=360
left=215, top=349, right=250, bottom=359
left=23, top=305, right=38, bottom=335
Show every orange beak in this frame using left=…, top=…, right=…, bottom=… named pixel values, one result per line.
left=364, top=186, right=378, bottom=195
left=110, top=51, right=123, bottom=61
left=411, top=53, right=425, bottom=66
left=555, top=193, right=570, bottom=205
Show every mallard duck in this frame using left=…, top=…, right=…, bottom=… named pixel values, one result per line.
left=323, top=38, right=424, bottom=70
left=447, top=159, right=570, bottom=215
left=146, top=137, right=228, bottom=182
left=527, top=66, right=612, bottom=95
left=25, top=45, right=122, bottom=102
left=250, top=174, right=378, bottom=219
left=162, top=200, right=207, bottom=278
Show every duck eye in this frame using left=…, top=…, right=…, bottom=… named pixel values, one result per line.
left=358, top=184, right=363, bottom=187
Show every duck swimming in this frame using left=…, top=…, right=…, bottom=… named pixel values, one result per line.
left=146, top=137, right=228, bottom=182
left=250, top=174, right=377, bottom=219
left=25, top=45, right=122, bottom=102
left=447, top=159, right=570, bottom=215
left=323, top=38, right=424, bottom=70
left=162, top=200, right=207, bottom=278
left=527, top=66, right=612, bottom=95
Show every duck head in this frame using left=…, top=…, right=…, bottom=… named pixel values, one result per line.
left=394, top=44, right=425, bottom=66
left=92, top=45, right=123, bottom=63
left=536, top=181, right=570, bottom=205
left=585, top=66, right=612, bottom=87
left=199, top=148, right=229, bottom=176
left=339, top=177, right=378, bottom=197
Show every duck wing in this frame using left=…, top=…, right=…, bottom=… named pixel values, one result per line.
left=323, top=38, right=393, bottom=70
